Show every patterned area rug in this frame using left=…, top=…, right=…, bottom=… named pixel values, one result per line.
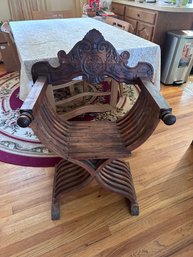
left=0, top=72, right=139, bottom=167
left=0, top=72, right=60, bottom=167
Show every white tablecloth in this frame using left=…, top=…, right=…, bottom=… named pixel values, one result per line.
left=10, top=17, right=161, bottom=101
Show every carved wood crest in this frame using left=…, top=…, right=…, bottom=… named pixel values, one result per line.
left=32, top=29, right=154, bottom=85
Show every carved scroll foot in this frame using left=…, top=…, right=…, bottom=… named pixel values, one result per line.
left=51, top=159, right=93, bottom=220
left=96, top=159, right=139, bottom=216
left=51, top=198, right=60, bottom=220
left=130, top=203, right=139, bottom=216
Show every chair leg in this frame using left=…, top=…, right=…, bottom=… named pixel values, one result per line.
left=51, top=158, right=139, bottom=219
left=51, top=197, right=60, bottom=220
left=130, top=203, right=139, bottom=216
left=96, top=159, right=139, bottom=216
left=51, top=159, right=93, bottom=220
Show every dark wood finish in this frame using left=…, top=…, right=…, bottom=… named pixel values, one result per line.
left=52, top=159, right=139, bottom=220
left=17, top=29, right=176, bottom=220
left=31, top=29, right=154, bottom=85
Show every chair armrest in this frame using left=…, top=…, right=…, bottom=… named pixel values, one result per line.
left=140, top=78, right=176, bottom=125
left=17, top=76, right=48, bottom=128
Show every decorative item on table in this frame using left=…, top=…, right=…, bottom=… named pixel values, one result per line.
left=89, top=0, right=100, bottom=9
left=82, top=3, right=90, bottom=16
left=175, top=0, right=188, bottom=5
left=100, top=0, right=112, bottom=11
left=87, top=0, right=100, bottom=17
left=99, top=10, right=115, bottom=17
left=80, top=0, right=90, bottom=16
left=163, top=0, right=188, bottom=4
left=99, top=0, right=115, bottom=17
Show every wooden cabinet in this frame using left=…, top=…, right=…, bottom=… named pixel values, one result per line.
left=112, top=3, right=157, bottom=41
left=111, top=2, right=125, bottom=20
left=125, top=6, right=156, bottom=24
left=125, top=17, right=137, bottom=34
left=136, top=22, right=154, bottom=41
left=112, top=2, right=193, bottom=53
left=125, top=6, right=157, bottom=41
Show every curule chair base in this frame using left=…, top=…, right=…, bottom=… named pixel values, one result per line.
left=51, top=158, right=139, bottom=220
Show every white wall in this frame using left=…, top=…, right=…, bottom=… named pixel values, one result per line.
left=0, top=0, right=11, bottom=20
left=0, top=0, right=81, bottom=20
left=46, top=0, right=74, bottom=10
left=46, top=0, right=81, bottom=17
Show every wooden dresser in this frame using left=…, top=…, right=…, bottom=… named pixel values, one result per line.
left=112, top=1, right=193, bottom=52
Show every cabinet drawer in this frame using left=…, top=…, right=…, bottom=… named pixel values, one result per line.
left=137, top=22, right=154, bottom=41
left=125, top=7, right=156, bottom=25
left=125, top=17, right=137, bottom=34
left=112, top=3, right=125, bottom=16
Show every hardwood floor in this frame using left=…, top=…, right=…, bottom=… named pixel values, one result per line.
left=0, top=63, right=193, bottom=257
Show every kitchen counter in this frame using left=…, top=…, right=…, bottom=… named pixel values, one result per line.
left=113, top=0, right=193, bottom=12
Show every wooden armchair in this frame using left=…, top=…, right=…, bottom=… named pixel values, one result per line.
left=17, top=29, right=176, bottom=220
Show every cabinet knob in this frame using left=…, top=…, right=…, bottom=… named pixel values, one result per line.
left=137, top=13, right=140, bottom=17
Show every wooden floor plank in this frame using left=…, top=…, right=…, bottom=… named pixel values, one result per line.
left=169, top=243, right=193, bottom=257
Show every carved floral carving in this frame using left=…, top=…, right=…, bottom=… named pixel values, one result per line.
left=32, top=29, right=153, bottom=85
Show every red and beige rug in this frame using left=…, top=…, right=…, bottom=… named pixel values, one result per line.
left=0, top=72, right=139, bottom=167
left=0, top=72, right=60, bottom=167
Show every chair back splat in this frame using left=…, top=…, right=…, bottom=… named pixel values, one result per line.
left=17, top=29, right=176, bottom=220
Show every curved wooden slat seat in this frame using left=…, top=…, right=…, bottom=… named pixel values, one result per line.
left=17, top=29, right=176, bottom=220
left=31, top=90, right=130, bottom=159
